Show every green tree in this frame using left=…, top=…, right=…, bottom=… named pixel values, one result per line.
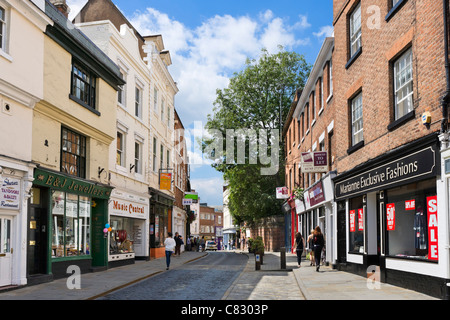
left=205, top=48, right=311, bottom=224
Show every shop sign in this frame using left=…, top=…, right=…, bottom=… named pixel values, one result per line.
left=386, top=203, right=396, bottom=231
left=33, top=168, right=112, bottom=199
left=427, top=196, right=438, bottom=261
left=111, top=199, right=147, bottom=219
left=0, top=177, right=20, bottom=210
left=308, top=181, right=325, bottom=207
left=335, top=146, right=437, bottom=200
left=358, top=208, right=364, bottom=231
left=160, top=173, right=172, bottom=190
left=300, top=151, right=328, bottom=173
left=276, top=187, right=289, bottom=199
left=349, top=210, right=356, bottom=232
left=183, top=192, right=199, bottom=205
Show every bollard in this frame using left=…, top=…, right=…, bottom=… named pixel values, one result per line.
left=255, top=254, right=261, bottom=270
left=280, top=247, right=286, bottom=270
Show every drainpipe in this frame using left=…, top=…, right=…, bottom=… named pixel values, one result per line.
left=442, top=0, right=450, bottom=134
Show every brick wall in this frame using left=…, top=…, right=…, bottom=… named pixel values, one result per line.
left=248, top=216, right=286, bottom=252
left=332, top=0, right=446, bottom=174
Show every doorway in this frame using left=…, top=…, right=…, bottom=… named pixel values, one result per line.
left=0, top=216, right=12, bottom=287
left=336, top=201, right=347, bottom=264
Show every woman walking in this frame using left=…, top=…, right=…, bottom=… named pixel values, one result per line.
left=313, top=226, right=325, bottom=272
left=164, top=232, right=176, bottom=270
left=307, top=230, right=315, bottom=266
left=294, top=232, right=305, bottom=267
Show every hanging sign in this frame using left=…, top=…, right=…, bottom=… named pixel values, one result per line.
left=427, top=196, right=438, bottom=261
left=300, top=151, right=328, bottom=173
left=276, top=187, right=289, bottom=199
left=358, top=208, right=364, bottom=231
left=349, top=210, right=356, bottom=232
left=386, top=203, right=396, bottom=231
left=160, top=172, right=172, bottom=190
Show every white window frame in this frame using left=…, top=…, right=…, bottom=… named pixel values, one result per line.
left=153, top=137, right=157, bottom=172
left=153, top=87, right=158, bottom=113
left=135, top=86, right=142, bottom=119
left=394, top=48, right=413, bottom=120
left=117, top=70, right=127, bottom=107
left=134, top=141, right=142, bottom=174
left=351, top=92, right=364, bottom=146
left=349, top=2, right=362, bottom=57
left=116, top=131, right=125, bottom=167
left=0, top=5, right=6, bottom=52
left=329, top=58, right=333, bottom=97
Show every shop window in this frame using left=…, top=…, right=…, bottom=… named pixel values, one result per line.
left=51, top=191, right=91, bottom=258
left=109, top=217, right=135, bottom=255
left=61, top=127, right=86, bottom=179
left=349, top=195, right=364, bottom=254
left=385, top=179, right=436, bottom=261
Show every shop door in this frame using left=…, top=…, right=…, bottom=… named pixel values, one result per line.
left=0, top=217, right=12, bottom=287
left=336, top=201, right=347, bottom=264
left=27, top=207, right=47, bottom=275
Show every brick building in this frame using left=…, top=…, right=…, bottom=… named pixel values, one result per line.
left=284, top=0, right=450, bottom=299
left=199, top=204, right=223, bottom=241
left=331, top=0, right=449, bottom=299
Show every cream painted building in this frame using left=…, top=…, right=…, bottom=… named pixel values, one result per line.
left=73, top=0, right=178, bottom=259
left=28, top=0, right=124, bottom=282
left=75, top=19, right=151, bottom=264
left=0, top=0, right=51, bottom=288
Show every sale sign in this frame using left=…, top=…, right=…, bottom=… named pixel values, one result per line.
left=405, top=200, right=415, bottom=210
left=349, top=210, right=356, bottom=232
left=427, top=196, right=438, bottom=261
left=386, top=203, right=395, bottom=231
left=358, top=208, right=364, bottom=231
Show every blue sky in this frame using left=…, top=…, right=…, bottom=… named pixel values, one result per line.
left=68, top=0, right=334, bottom=206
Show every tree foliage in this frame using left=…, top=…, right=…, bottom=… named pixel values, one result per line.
left=205, top=48, right=311, bottom=224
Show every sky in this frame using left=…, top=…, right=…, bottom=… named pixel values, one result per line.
left=66, top=0, right=334, bottom=207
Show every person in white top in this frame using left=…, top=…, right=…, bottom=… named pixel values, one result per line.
left=164, top=232, right=176, bottom=270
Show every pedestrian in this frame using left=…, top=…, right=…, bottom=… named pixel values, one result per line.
left=174, top=232, right=181, bottom=256
left=307, top=229, right=315, bottom=266
left=164, top=232, right=176, bottom=270
left=200, top=236, right=205, bottom=252
left=313, top=226, right=325, bottom=272
left=294, top=232, right=305, bottom=267
left=186, top=236, right=191, bottom=251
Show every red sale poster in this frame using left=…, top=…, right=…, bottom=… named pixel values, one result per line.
left=427, top=196, right=438, bottom=261
left=405, top=200, right=415, bottom=210
left=386, top=203, right=395, bottom=231
left=349, top=210, right=356, bottom=232
left=358, top=208, right=364, bottom=231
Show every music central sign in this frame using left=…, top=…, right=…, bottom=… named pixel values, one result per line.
left=335, top=146, right=438, bottom=200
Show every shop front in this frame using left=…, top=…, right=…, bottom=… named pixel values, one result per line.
left=149, top=188, right=174, bottom=259
left=333, top=133, right=449, bottom=299
left=108, top=190, right=149, bottom=267
left=0, top=158, right=34, bottom=288
left=30, top=168, right=112, bottom=280
left=296, top=171, right=336, bottom=265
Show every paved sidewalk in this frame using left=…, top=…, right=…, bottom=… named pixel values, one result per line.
left=0, top=251, right=208, bottom=300
left=234, top=250, right=438, bottom=300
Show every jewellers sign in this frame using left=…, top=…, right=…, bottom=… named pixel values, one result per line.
left=335, top=146, right=437, bottom=200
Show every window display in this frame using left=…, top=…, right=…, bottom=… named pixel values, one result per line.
left=51, top=191, right=91, bottom=258
left=348, top=195, right=364, bottom=253
left=386, top=179, right=436, bottom=261
left=109, top=216, right=135, bottom=255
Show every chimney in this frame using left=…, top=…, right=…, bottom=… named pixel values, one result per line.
left=50, top=0, right=70, bottom=18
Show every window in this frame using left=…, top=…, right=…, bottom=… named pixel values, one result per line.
left=135, top=87, right=142, bottom=119
left=386, top=179, right=436, bottom=261
left=117, top=71, right=126, bottom=106
left=153, top=137, right=157, bottom=172
left=161, top=98, right=165, bottom=121
left=0, top=6, right=5, bottom=51
left=329, top=58, right=333, bottom=97
left=320, top=77, right=324, bottom=110
left=116, top=132, right=124, bottom=167
left=392, top=0, right=401, bottom=6
left=134, top=142, right=141, bottom=174
left=51, top=191, right=90, bottom=258
left=349, top=3, right=362, bottom=57
left=71, top=62, right=97, bottom=110
left=167, top=106, right=170, bottom=126
left=351, top=92, right=363, bottom=146
left=160, top=144, right=164, bottom=170
left=154, top=87, right=158, bottom=113
left=166, top=150, right=170, bottom=169
left=311, top=92, right=315, bottom=120
left=394, top=48, right=413, bottom=120
left=61, top=127, right=86, bottom=178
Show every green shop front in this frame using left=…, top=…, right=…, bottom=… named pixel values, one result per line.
left=28, top=168, right=113, bottom=282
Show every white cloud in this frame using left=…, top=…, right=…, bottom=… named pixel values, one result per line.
left=313, top=25, right=334, bottom=39
left=190, top=176, right=224, bottom=201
